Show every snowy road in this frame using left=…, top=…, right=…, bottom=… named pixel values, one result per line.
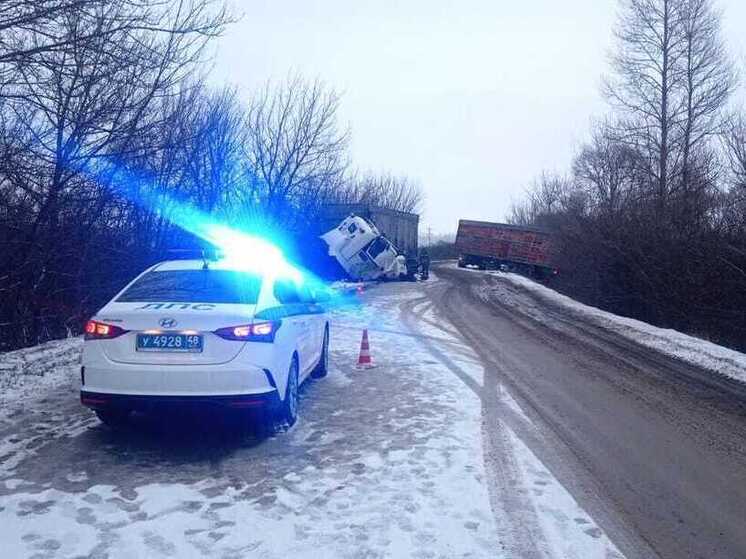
left=1, top=268, right=745, bottom=558
left=431, top=264, right=746, bottom=559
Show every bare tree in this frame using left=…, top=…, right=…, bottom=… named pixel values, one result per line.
left=605, top=0, right=687, bottom=204
left=181, top=87, right=246, bottom=213
left=724, top=112, right=746, bottom=191
left=678, top=0, right=735, bottom=188
left=0, top=1, right=229, bottom=65
left=508, top=0, right=746, bottom=351
left=0, top=0, right=229, bottom=348
left=244, top=76, right=349, bottom=228
left=605, top=0, right=734, bottom=203
left=334, top=171, right=423, bottom=213
left=507, top=172, right=579, bottom=227
left=573, top=121, right=643, bottom=214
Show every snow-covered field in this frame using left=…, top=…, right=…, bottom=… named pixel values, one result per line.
left=488, top=269, right=746, bottom=385
left=0, top=280, right=623, bottom=558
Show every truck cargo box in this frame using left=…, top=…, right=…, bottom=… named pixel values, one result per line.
left=455, top=220, right=556, bottom=276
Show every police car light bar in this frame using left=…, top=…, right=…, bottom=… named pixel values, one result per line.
left=165, top=248, right=224, bottom=262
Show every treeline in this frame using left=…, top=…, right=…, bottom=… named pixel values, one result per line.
left=0, top=1, right=422, bottom=350
left=510, top=0, right=746, bottom=351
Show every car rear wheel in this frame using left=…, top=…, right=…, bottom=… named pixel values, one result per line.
left=278, top=357, right=299, bottom=427
left=311, top=328, right=329, bottom=379
left=95, top=409, right=130, bottom=428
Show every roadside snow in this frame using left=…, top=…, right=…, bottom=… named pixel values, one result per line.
left=505, top=428, right=624, bottom=559
left=485, top=269, right=746, bottom=386
left=0, top=281, right=627, bottom=558
left=0, top=287, right=504, bottom=558
left=0, top=338, right=91, bottom=472
left=0, top=337, right=81, bottom=417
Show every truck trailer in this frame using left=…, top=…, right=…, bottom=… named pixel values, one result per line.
left=455, top=219, right=557, bottom=278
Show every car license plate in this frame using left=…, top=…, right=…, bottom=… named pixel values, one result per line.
left=136, top=333, right=203, bottom=352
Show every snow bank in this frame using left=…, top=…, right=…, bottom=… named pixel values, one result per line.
left=329, top=279, right=374, bottom=291
left=0, top=337, right=82, bottom=412
left=499, top=272, right=746, bottom=385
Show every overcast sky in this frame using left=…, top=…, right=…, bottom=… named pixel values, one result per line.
left=211, top=0, right=746, bottom=235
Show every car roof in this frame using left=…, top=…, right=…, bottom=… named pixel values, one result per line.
left=149, top=260, right=305, bottom=283
left=151, top=260, right=261, bottom=273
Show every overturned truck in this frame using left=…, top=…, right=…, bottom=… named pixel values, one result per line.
left=319, top=205, right=420, bottom=282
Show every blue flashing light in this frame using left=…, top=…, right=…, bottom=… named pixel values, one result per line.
left=82, top=159, right=309, bottom=286
left=204, top=224, right=302, bottom=283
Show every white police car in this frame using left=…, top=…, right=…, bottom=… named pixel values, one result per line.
left=80, top=258, right=329, bottom=429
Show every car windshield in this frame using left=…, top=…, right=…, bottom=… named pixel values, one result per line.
left=366, top=237, right=390, bottom=259
left=116, top=270, right=261, bottom=304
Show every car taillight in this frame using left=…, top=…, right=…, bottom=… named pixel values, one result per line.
left=84, top=320, right=128, bottom=340
left=214, top=321, right=281, bottom=343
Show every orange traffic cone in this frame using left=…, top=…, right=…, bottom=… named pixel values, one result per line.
left=356, top=329, right=374, bottom=369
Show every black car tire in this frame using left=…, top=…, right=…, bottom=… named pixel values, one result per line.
left=311, top=328, right=329, bottom=379
left=278, top=356, right=299, bottom=427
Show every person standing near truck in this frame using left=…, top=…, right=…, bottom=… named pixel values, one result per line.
left=419, top=248, right=430, bottom=280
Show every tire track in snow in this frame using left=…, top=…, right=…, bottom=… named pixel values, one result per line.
left=434, top=265, right=746, bottom=558
left=398, top=288, right=548, bottom=559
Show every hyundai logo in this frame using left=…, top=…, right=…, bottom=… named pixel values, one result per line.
left=159, top=318, right=177, bottom=328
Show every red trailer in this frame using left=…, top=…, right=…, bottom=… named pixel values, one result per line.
left=455, top=220, right=557, bottom=278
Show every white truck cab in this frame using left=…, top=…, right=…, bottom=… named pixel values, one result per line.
left=321, top=215, right=406, bottom=281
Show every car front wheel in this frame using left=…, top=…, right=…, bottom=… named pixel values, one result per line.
left=311, top=328, right=329, bottom=379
